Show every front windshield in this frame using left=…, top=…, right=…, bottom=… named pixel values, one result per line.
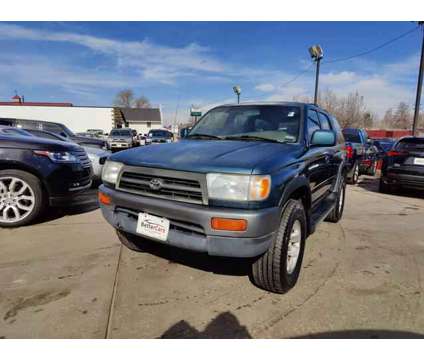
left=110, top=130, right=131, bottom=137
left=188, top=105, right=301, bottom=143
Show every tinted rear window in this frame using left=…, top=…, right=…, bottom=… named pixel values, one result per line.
left=149, top=130, right=171, bottom=137
left=342, top=132, right=361, bottom=143
left=396, top=138, right=424, bottom=152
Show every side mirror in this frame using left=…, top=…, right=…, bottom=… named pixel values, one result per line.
left=311, top=130, right=336, bottom=147
left=180, top=128, right=190, bottom=138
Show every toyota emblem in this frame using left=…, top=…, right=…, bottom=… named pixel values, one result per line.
left=149, top=178, right=163, bottom=190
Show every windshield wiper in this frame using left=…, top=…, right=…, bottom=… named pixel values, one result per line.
left=224, top=135, right=282, bottom=143
left=186, top=133, right=223, bottom=140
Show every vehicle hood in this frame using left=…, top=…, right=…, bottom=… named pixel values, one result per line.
left=0, top=134, right=82, bottom=152
left=110, top=139, right=304, bottom=174
left=73, top=135, right=106, bottom=146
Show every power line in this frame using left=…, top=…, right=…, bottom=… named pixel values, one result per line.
left=280, top=62, right=314, bottom=87
left=325, top=25, right=420, bottom=64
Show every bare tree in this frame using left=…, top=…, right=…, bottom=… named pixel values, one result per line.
left=134, top=96, right=151, bottom=108
left=114, top=89, right=151, bottom=109
left=114, top=89, right=134, bottom=108
left=392, top=102, right=412, bottom=129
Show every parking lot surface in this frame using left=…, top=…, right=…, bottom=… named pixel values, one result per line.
left=1, top=178, right=424, bottom=338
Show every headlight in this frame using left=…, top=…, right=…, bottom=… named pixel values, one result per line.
left=206, top=174, right=271, bottom=201
left=87, top=153, right=97, bottom=164
left=33, top=150, right=79, bottom=163
left=102, top=161, right=123, bottom=185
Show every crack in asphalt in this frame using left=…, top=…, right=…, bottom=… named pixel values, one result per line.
left=104, top=244, right=123, bottom=339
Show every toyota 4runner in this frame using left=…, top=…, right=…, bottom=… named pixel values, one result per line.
left=99, top=102, right=347, bottom=293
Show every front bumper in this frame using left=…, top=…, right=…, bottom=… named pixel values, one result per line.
left=99, top=185, right=281, bottom=258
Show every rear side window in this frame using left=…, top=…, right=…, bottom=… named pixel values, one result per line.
left=318, top=112, right=331, bottom=130
left=396, top=138, right=424, bottom=152
left=307, top=110, right=321, bottom=141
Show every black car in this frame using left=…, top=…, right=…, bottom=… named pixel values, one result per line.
left=0, top=131, right=93, bottom=227
left=99, top=102, right=347, bottom=293
left=372, top=138, right=395, bottom=158
left=380, top=136, right=424, bottom=193
left=2, top=118, right=107, bottom=149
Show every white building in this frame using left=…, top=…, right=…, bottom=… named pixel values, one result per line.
left=0, top=97, right=162, bottom=134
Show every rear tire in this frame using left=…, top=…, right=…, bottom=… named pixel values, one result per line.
left=325, top=179, right=346, bottom=223
left=347, top=162, right=359, bottom=184
left=251, top=199, right=307, bottom=294
left=368, top=161, right=377, bottom=176
left=379, top=177, right=392, bottom=194
left=0, top=169, right=45, bottom=227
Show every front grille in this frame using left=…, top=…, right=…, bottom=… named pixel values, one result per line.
left=72, top=149, right=91, bottom=168
left=117, top=166, right=207, bottom=205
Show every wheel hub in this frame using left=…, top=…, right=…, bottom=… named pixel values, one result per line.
left=286, top=220, right=302, bottom=274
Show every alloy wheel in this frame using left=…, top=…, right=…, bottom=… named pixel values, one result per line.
left=0, top=177, right=36, bottom=223
left=286, top=220, right=302, bottom=274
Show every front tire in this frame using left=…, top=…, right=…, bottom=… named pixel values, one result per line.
left=0, top=169, right=45, bottom=227
left=251, top=199, right=307, bottom=294
left=116, top=229, right=146, bottom=251
left=325, top=179, right=346, bottom=223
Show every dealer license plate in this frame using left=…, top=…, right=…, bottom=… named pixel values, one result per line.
left=136, top=213, right=170, bottom=242
left=413, top=158, right=424, bottom=166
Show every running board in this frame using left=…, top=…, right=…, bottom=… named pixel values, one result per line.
left=309, top=193, right=337, bottom=233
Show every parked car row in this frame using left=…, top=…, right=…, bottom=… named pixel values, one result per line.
left=107, top=128, right=174, bottom=151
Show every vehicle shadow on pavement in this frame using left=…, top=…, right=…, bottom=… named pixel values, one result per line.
left=160, top=311, right=252, bottom=338
left=357, top=176, right=424, bottom=199
left=294, top=329, right=424, bottom=339
left=32, top=188, right=100, bottom=225
left=127, top=236, right=252, bottom=276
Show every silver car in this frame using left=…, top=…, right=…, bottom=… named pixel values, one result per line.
left=108, top=128, right=136, bottom=151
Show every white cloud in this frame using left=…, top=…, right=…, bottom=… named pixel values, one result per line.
left=255, top=83, right=275, bottom=92
left=0, top=23, right=225, bottom=85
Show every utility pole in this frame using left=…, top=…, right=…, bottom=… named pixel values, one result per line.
left=412, top=22, right=424, bottom=136
left=308, top=45, right=324, bottom=105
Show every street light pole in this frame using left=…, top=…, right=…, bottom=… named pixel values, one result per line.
left=412, top=23, right=424, bottom=136
left=233, top=85, right=241, bottom=104
left=314, top=57, right=321, bottom=105
left=308, top=45, right=324, bottom=106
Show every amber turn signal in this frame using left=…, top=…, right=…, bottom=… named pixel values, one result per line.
left=98, top=191, right=112, bottom=205
left=211, top=217, right=248, bottom=231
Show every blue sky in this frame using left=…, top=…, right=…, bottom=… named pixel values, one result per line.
left=0, top=21, right=422, bottom=124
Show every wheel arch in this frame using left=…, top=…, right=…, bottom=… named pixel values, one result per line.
left=0, top=161, right=49, bottom=198
left=278, top=176, right=312, bottom=235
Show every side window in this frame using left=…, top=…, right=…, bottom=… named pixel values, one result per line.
left=318, top=112, right=331, bottom=130
left=307, top=109, right=321, bottom=141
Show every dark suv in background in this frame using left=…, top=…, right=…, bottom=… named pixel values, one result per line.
left=99, top=102, right=347, bottom=293
left=380, top=137, right=424, bottom=193
left=0, top=129, right=93, bottom=227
